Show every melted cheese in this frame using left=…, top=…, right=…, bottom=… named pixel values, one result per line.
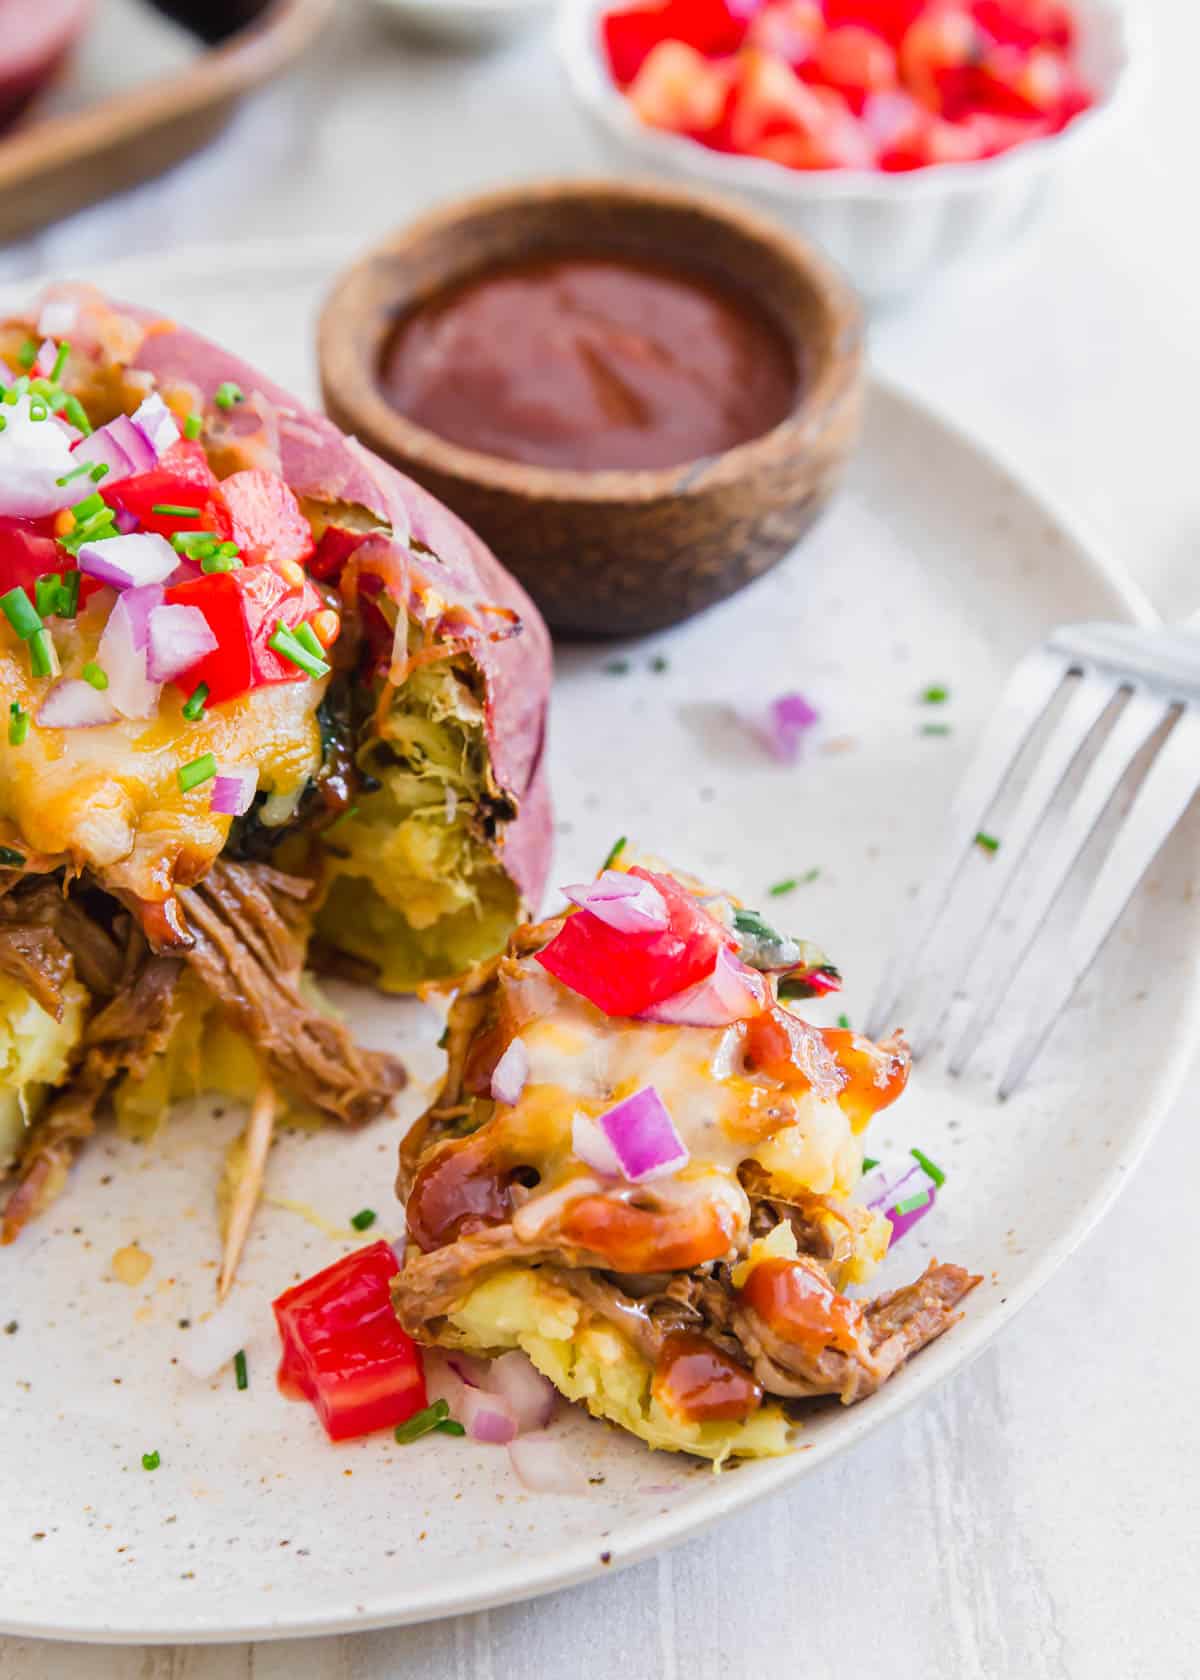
left=0, top=614, right=323, bottom=901
left=485, top=959, right=868, bottom=1269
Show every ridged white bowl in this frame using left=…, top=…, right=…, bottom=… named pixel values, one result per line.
left=369, top=0, right=557, bottom=47
left=558, top=0, right=1147, bottom=300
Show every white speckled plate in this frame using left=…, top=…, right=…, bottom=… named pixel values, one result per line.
left=1, top=244, right=1196, bottom=1645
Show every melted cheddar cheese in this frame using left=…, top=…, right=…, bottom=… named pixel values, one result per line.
left=0, top=610, right=323, bottom=902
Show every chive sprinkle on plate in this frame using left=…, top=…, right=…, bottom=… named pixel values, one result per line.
left=975, top=831, right=1000, bottom=854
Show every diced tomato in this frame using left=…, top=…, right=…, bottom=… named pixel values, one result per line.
left=104, top=439, right=232, bottom=542
left=897, top=8, right=983, bottom=113
left=604, top=0, right=750, bottom=85
left=813, top=25, right=897, bottom=112
left=273, top=1241, right=427, bottom=1442
left=974, top=42, right=1066, bottom=116
left=0, top=515, right=69, bottom=596
left=536, top=866, right=734, bottom=1018
left=749, top=83, right=877, bottom=165
left=746, top=0, right=824, bottom=68
left=220, top=469, right=315, bottom=568
left=970, top=0, right=1074, bottom=52
left=165, top=564, right=324, bottom=703
left=821, top=0, right=926, bottom=46
left=628, top=40, right=736, bottom=136
left=309, top=524, right=370, bottom=583
left=728, top=47, right=826, bottom=150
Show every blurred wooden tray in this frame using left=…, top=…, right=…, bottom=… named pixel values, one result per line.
left=0, top=0, right=333, bottom=244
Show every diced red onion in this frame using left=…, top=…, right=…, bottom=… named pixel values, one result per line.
left=460, top=1386, right=519, bottom=1445
left=179, top=1299, right=255, bottom=1382
left=571, top=1111, right=623, bottom=1178
left=130, top=392, right=180, bottom=457
left=114, top=508, right=140, bottom=536
left=37, top=297, right=79, bottom=339
left=423, top=1352, right=469, bottom=1419
left=75, top=412, right=158, bottom=488
left=562, top=870, right=668, bottom=935
left=737, top=691, right=821, bottom=765
left=446, top=1353, right=489, bottom=1389
left=78, top=532, right=178, bottom=592
left=483, top=1352, right=558, bottom=1433
left=210, top=766, right=259, bottom=818
left=586, top=1087, right=688, bottom=1184
left=863, top=1159, right=939, bottom=1245
left=34, top=339, right=57, bottom=378
left=508, top=1435, right=591, bottom=1496
left=36, top=678, right=118, bottom=730
left=145, top=602, right=217, bottom=682
left=638, top=944, right=766, bottom=1028
left=96, top=591, right=161, bottom=720
left=490, top=1037, right=529, bottom=1106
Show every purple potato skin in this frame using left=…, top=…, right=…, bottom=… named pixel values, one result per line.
left=129, top=309, right=554, bottom=916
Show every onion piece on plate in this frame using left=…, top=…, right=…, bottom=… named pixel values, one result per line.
left=178, top=1298, right=255, bottom=1382
left=145, top=602, right=217, bottom=682
left=490, top=1037, right=529, bottom=1105
left=638, top=943, right=766, bottom=1028
left=573, top=1086, right=688, bottom=1183
left=484, top=1351, right=557, bottom=1433
left=78, top=532, right=178, bottom=592
left=210, top=767, right=259, bottom=818
left=508, top=1435, right=591, bottom=1496
left=460, top=1386, right=519, bottom=1445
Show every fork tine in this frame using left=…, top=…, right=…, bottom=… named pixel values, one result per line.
left=946, top=687, right=1171, bottom=1077
left=865, top=644, right=1067, bottom=1041
left=907, top=669, right=1117, bottom=1058
left=999, top=705, right=1200, bottom=1099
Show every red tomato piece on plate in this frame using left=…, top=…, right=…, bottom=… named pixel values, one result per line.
left=536, top=866, right=734, bottom=1018
left=274, top=1241, right=427, bottom=1442
left=220, top=469, right=315, bottom=568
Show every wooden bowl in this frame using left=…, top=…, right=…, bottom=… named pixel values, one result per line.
left=318, top=179, right=864, bottom=638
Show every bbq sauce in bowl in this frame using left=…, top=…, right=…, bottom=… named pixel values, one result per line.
left=379, top=252, right=799, bottom=473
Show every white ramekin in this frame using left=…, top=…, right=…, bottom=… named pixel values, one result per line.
left=368, top=0, right=558, bottom=47
left=558, top=0, right=1147, bottom=300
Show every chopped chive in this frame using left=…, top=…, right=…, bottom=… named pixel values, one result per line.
left=920, top=685, right=949, bottom=705
left=435, top=1419, right=466, bottom=1437
left=216, top=541, right=241, bottom=559
left=293, top=622, right=325, bottom=662
left=141, top=1450, right=161, bottom=1471
left=178, top=752, right=217, bottom=793
left=920, top=723, right=952, bottom=737
left=82, top=661, right=108, bottom=691
left=89, top=463, right=110, bottom=483
left=215, top=382, right=244, bottom=410
left=910, top=1146, right=945, bottom=1187
left=151, top=503, right=200, bottom=519
left=650, top=655, right=669, bottom=673
left=16, top=338, right=37, bottom=370
left=0, top=844, right=25, bottom=867
left=975, top=831, right=1000, bottom=854
left=893, top=1191, right=932, bottom=1216
left=171, top=530, right=222, bottom=554
left=71, top=492, right=105, bottom=522
left=8, top=703, right=27, bottom=747
left=201, top=554, right=241, bottom=574
left=58, top=570, right=80, bottom=618
left=50, top=342, right=70, bottom=383
left=837, top=1013, right=851, bottom=1030
left=28, top=401, right=48, bottom=423
left=234, top=1350, right=248, bottom=1392
left=350, top=1208, right=377, bottom=1232
left=29, top=627, right=57, bottom=678
left=181, top=683, right=209, bottom=721
left=394, top=1399, right=451, bottom=1444
left=184, top=413, right=203, bottom=441
left=63, top=395, right=92, bottom=434
left=267, top=625, right=330, bottom=680
left=1, top=586, right=42, bottom=640
left=601, top=836, right=627, bottom=871
left=0, top=416, right=6, bottom=432
left=861, top=1155, right=879, bottom=1172
left=769, top=879, right=797, bottom=897
left=34, top=575, right=63, bottom=618
left=604, top=658, right=630, bottom=675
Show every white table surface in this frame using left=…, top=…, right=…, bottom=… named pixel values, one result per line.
left=2, top=2, right=1197, bottom=1674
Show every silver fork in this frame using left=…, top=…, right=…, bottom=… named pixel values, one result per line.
left=866, top=618, right=1200, bottom=1098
